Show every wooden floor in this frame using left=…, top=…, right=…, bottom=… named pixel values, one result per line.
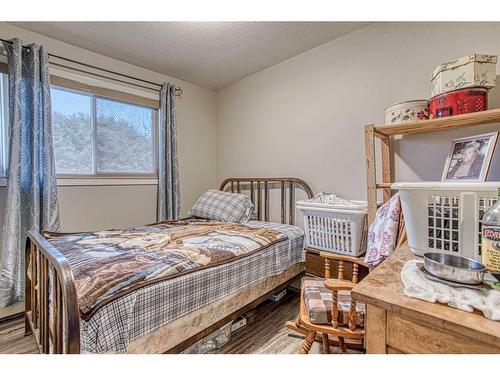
left=0, top=316, right=39, bottom=354
left=0, top=290, right=361, bottom=354
left=0, top=301, right=23, bottom=320
left=211, top=290, right=360, bottom=354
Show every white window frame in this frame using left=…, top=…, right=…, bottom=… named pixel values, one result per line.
left=52, top=85, right=159, bottom=182
left=0, top=71, right=160, bottom=187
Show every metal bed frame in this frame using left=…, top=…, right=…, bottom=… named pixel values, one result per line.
left=24, top=177, right=313, bottom=353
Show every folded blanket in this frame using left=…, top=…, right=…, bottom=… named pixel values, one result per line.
left=401, top=260, right=500, bottom=321
left=364, top=193, right=401, bottom=267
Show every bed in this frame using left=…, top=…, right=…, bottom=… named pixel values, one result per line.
left=24, top=177, right=313, bottom=354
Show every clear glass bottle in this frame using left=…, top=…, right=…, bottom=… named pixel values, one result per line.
left=481, top=187, right=500, bottom=272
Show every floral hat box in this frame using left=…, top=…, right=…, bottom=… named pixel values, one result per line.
left=385, top=100, right=429, bottom=125
left=431, top=54, right=497, bottom=97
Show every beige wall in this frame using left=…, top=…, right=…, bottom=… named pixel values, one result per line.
left=3, top=22, right=500, bottom=228
left=216, top=22, right=500, bottom=199
left=0, top=22, right=217, bottom=231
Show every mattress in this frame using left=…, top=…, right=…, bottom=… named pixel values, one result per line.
left=77, top=220, right=304, bottom=353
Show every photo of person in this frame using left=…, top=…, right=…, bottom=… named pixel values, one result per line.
left=443, top=133, right=498, bottom=181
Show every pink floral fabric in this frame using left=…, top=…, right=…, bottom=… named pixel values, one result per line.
left=364, top=193, right=401, bottom=267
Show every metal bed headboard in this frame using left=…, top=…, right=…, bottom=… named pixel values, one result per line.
left=219, top=177, right=314, bottom=225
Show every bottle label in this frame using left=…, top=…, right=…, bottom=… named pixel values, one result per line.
left=482, top=225, right=500, bottom=272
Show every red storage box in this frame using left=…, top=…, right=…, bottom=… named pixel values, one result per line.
left=429, top=88, right=488, bottom=118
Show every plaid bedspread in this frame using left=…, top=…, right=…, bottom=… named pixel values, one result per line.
left=44, top=221, right=305, bottom=353
left=77, top=220, right=304, bottom=353
left=47, top=219, right=286, bottom=320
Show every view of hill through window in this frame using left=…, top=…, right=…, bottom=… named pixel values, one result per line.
left=51, top=87, right=156, bottom=174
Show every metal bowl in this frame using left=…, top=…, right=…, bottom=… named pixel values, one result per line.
left=423, top=252, right=486, bottom=285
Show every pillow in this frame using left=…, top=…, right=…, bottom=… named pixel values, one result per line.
left=188, top=189, right=255, bottom=223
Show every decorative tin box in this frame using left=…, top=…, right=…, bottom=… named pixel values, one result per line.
left=384, top=100, right=429, bottom=125
left=429, top=88, right=488, bottom=118
left=431, top=54, right=497, bottom=97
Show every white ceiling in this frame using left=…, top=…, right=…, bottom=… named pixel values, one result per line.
left=11, top=22, right=369, bottom=89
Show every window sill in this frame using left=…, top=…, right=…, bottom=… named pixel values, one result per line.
left=58, top=177, right=158, bottom=186
left=0, top=177, right=158, bottom=187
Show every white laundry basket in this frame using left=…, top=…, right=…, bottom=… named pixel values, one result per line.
left=393, top=182, right=500, bottom=261
left=297, top=194, right=368, bottom=256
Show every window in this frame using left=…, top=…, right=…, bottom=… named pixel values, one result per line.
left=95, top=97, right=155, bottom=173
left=51, top=86, right=157, bottom=176
left=51, top=88, right=92, bottom=174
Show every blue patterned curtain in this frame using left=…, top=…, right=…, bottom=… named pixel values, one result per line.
left=157, top=82, right=180, bottom=221
left=0, top=39, right=60, bottom=307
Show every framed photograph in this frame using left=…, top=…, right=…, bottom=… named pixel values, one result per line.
left=442, top=132, right=498, bottom=182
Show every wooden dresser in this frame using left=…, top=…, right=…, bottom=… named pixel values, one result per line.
left=351, top=243, right=500, bottom=354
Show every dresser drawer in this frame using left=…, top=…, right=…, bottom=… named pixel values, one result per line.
left=387, top=312, right=499, bottom=354
left=305, top=251, right=325, bottom=277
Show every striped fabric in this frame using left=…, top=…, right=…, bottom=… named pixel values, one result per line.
left=79, top=220, right=304, bottom=353
left=188, top=189, right=254, bottom=223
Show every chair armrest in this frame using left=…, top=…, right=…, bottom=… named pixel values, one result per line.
left=324, top=279, right=355, bottom=291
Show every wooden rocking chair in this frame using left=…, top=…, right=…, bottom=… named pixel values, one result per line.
left=286, top=252, right=368, bottom=354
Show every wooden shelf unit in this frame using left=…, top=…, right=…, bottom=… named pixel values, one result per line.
left=365, top=108, right=500, bottom=224
left=373, top=107, right=500, bottom=138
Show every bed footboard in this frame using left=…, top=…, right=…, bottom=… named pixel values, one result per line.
left=25, top=230, right=80, bottom=354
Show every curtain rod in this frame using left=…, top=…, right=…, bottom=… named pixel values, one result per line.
left=0, top=38, right=183, bottom=98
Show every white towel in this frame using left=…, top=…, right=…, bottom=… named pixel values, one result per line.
left=401, top=260, right=500, bottom=321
